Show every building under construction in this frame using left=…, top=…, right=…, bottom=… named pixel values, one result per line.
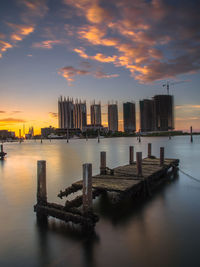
left=58, top=96, right=87, bottom=130
left=108, top=102, right=118, bottom=132
left=90, top=101, right=101, bottom=126
left=123, top=102, right=136, bottom=132
left=140, top=95, right=174, bottom=132
left=153, top=95, right=174, bottom=131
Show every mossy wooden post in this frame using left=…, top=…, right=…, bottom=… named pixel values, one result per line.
left=37, top=160, right=47, bottom=205
left=100, top=151, right=106, bottom=175
left=160, top=147, right=164, bottom=166
left=148, top=143, right=152, bottom=158
left=129, top=146, right=134, bottom=165
left=136, top=152, right=142, bottom=176
left=83, top=163, right=92, bottom=213
left=190, top=126, right=193, bottom=143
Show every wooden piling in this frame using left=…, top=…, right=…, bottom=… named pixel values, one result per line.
left=148, top=143, right=152, bottom=158
left=160, top=147, right=164, bottom=166
left=190, top=126, right=193, bottom=143
left=136, top=152, right=142, bottom=176
left=129, top=146, right=134, bottom=165
left=82, top=163, right=93, bottom=213
left=100, top=151, right=106, bottom=175
left=1, top=144, right=3, bottom=153
left=37, top=160, right=47, bottom=205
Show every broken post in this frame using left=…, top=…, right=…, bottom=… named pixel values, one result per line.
left=100, top=151, right=106, bottom=175
left=129, top=146, right=134, bottom=165
left=37, top=160, right=47, bottom=205
left=83, top=163, right=93, bottom=213
left=160, top=147, right=164, bottom=166
left=148, top=143, right=152, bottom=158
left=190, top=126, right=193, bottom=143
left=136, top=152, right=142, bottom=176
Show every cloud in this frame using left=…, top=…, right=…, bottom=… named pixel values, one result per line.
left=49, top=112, right=58, bottom=118
left=7, top=23, right=35, bottom=42
left=64, top=0, right=200, bottom=82
left=0, top=111, right=6, bottom=114
left=175, top=105, right=200, bottom=110
left=32, top=40, right=62, bottom=49
left=74, top=48, right=117, bottom=63
left=58, top=65, right=119, bottom=84
left=19, top=0, right=48, bottom=21
left=0, top=118, right=26, bottom=125
left=0, top=40, right=13, bottom=58
left=95, top=70, right=119, bottom=79
left=58, top=66, right=90, bottom=84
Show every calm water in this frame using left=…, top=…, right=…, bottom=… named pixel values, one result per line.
left=0, top=136, right=200, bottom=267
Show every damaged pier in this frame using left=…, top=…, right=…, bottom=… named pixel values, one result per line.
left=34, top=143, right=179, bottom=231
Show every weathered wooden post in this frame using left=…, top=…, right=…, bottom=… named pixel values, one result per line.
left=83, top=163, right=93, bottom=213
left=98, top=129, right=100, bottom=143
left=160, top=147, right=164, bottom=166
left=190, top=126, right=193, bottom=143
left=136, top=152, right=142, bottom=176
left=129, top=146, right=134, bottom=164
left=37, top=160, right=47, bottom=205
left=148, top=143, right=152, bottom=158
left=100, top=151, right=106, bottom=175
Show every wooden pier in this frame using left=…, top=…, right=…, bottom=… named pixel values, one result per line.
left=34, top=144, right=179, bottom=232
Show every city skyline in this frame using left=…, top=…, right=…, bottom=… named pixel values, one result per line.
left=0, top=0, right=200, bottom=135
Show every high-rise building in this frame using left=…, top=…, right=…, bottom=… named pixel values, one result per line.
left=108, top=103, right=118, bottom=132
left=90, top=101, right=101, bottom=125
left=123, top=102, right=136, bottom=132
left=74, top=100, right=87, bottom=130
left=140, top=99, right=155, bottom=132
left=58, top=96, right=74, bottom=129
left=153, top=95, right=174, bottom=131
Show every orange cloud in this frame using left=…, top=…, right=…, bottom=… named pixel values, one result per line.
left=64, top=0, right=200, bottom=83
left=74, top=48, right=117, bottom=63
left=7, top=23, right=34, bottom=43
left=58, top=65, right=119, bottom=84
left=58, top=66, right=90, bottom=84
left=0, top=118, right=26, bottom=126
left=32, top=40, right=62, bottom=49
left=0, top=40, right=13, bottom=58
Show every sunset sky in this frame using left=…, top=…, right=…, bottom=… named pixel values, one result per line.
left=0, top=0, right=200, bottom=135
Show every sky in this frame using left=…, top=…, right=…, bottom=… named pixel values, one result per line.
left=0, top=0, right=200, bottom=135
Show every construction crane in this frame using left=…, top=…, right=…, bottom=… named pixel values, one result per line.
left=163, top=80, right=189, bottom=95
left=163, top=81, right=170, bottom=94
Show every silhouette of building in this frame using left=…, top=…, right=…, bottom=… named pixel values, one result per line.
left=74, top=100, right=87, bottom=130
left=140, top=99, right=155, bottom=132
left=123, top=102, right=136, bottom=132
left=153, top=95, right=174, bottom=131
left=58, top=96, right=74, bottom=129
left=90, top=101, right=101, bottom=126
left=108, top=102, right=118, bottom=132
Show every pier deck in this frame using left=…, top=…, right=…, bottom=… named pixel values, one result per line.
left=34, top=145, right=179, bottom=232
left=72, top=158, right=179, bottom=193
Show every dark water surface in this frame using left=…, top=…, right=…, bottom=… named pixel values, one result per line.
left=0, top=136, right=200, bottom=267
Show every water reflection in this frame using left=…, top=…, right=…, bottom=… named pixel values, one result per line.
left=0, top=137, right=200, bottom=267
left=36, top=217, right=100, bottom=267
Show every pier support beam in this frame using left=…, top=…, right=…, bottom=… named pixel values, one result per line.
left=136, top=152, right=142, bottom=176
left=190, top=126, right=193, bottom=143
left=148, top=143, right=152, bottom=158
left=83, top=163, right=93, bottom=213
left=100, top=151, right=106, bottom=175
left=129, top=146, right=134, bottom=165
left=37, top=161, right=47, bottom=205
left=160, top=147, right=164, bottom=166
